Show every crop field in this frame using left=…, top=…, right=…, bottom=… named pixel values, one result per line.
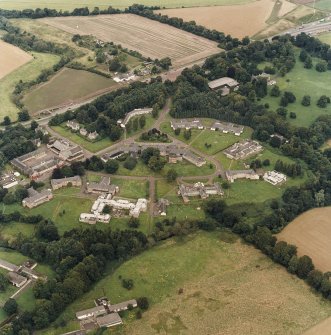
left=40, top=14, right=220, bottom=68
left=0, top=40, right=32, bottom=80
left=278, top=207, right=331, bottom=273
left=0, top=0, right=256, bottom=11
left=23, top=68, right=117, bottom=114
left=318, top=32, right=331, bottom=45
left=310, top=0, right=331, bottom=11
left=262, top=53, right=331, bottom=127
left=157, top=0, right=278, bottom=38
left=42, top=232, right=331, bottom=335
left=0, top=52, right=60, bottom=120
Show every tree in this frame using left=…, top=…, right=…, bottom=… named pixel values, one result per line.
left=174, top=128, right=181, bottom=136
left=289, top=112, right=296, bottom=119
left=301, top=95, right=311, bottom=106
left=139, top=115, right=146, bottom=129
left=18, top=110, right=30, bottom=122
left=105, top=160, right=119, bottom=174
left=315, top=61, right=327, bottom=72
left=123, top=156, right=137, bottom=170
left=270, top=85, right=280, bottom=97
left=122, top=278, right=134, bottom=290
left=296, top=255, right=314, bottom=279
left=132, top=118, right=139, bottom=131
left=4, top=298, right=18, bottom=315
left=304, top=56, right=312, bottom=69
left=299, top=49, right=308, bottom=62
left=137, top=297, right=149, bottom=310
left=183, top=129, right=191, bottom=140
left=0, top=273, right=8, bottom=291
left=128, top=217, right=140, bottom=228
left=166, top=169, right=178, bottom=182
left=2, top=116, right=11, bottom=126
left=317, top=95, right=330, bottom=108
left=148, top=156, right=166, bottom=171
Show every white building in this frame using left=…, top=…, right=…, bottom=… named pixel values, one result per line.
left=118, top=108, right=153, bottom=128
left=263, top=171, right=287, bottom=185
left=225, top=170, right=260, bottom=183
left=76, top=305, right=106, bottom=320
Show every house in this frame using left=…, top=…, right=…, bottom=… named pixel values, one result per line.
left=179, top=182, right=223, bottom=203
left=35, top=125, right=48, bottom=136
left=209, top=121, right=244, bottom=136
left=108, top=299, right=137, bottom=313
left=96, top=313, right=123, bottom=328
left=223, top=140, right=263, bottom=160
left=76, top=305, right=107, bottom=321
left=129, top=198, right=147, bottom=218
left=51, top=176, right=82, bottom=190
left=88, top=131, right=98, bottom=141
left=7, top=271, right=27, bottom=288
left=67, top=120, right=80, bottom=131
left=208, top=77, right=239, bottom=95
left=263, top=171, right=287, bottom=185
left=182, top=150, right=206, bottom=167
left=22, top=188, right=53, bottom=209
left=225, top=170, right=260, bottom=183
left=170, top=119, right=204, bottom=130
left=86, top=177, right=119, bottom=195
left=0, top=259, right=20, bottom=272
left=80, top=128, right=88, bottom=136
left=118, top=108, right=153, bottom=128
left=156, top=198, right=170, bottom=216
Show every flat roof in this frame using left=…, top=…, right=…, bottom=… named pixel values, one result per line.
left=96, top=313, right=122, bottom=327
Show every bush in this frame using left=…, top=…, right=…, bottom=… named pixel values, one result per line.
left=128, top=217, right=140, bottom=228
left=105, top=160, right=119, bottom=174
left=4, top=298, right=18, bottom=315
left=123, top=157, right=137, bottom=170
left=122, top=278, right=134, bottom=290
left=137, top=297, right=149, bottom=310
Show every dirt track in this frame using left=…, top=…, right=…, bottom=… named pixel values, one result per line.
left=0, top=40, right=32, bottom=79
left=278, top=207, right=331, bottom=273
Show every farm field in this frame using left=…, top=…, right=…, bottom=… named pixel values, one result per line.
left=0, top=0, right=256, bottom=11
left=42, top=232, right=331, bottom=335
left=318, top=32, right=331, bottom=45
left=40, top=14, right=220, bottom=68
left=23, top=68, right=117, bottom=113
left=262, top=53, right=331, bottom=127
left=0, top=40, right=32, bottom=80
left=309, top=0, right=331, bottom=11
left=278, top=207, right=331, bottom=273
left=156, top=0, right=279, bottom=38
left=0, top=52, right=60, bottom=120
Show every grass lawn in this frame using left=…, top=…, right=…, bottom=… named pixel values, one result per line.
left=51, top=125, right=115, bottom=153
left=116, top=159, right=215, bottom=177
left=318, top=32, right=331, bottom=45
left=113, top=178, right=148, bottom=199
left=0, top=0, right=255, bottom=11
left=189, top=127, right=252, bottom=155
left=23, top=68, right=117, bottom=113
left=261, top=52, right=331, bottom=127
left=0, top=52, right=60, bottom=120
left=42, top=232, right=331, bottom=335
left=313, top=0, right=331, bottom=11
left=160, top=121, right=202, bottom=144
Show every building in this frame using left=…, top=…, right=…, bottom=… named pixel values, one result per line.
left=208, top=77, right=239, bottom=95
left=47, top=140, right=84, bottom=162
left=156, top=198, right=170, bottom=216
left=35, top=125, right=49, bottom=136
left=170, top=119, right=204, bottom=130
left=22, top=188, right=53, bottom=209
left=96, top=313, right=123, bottom=328
left=129, top=198, right=148, bottom=218
left=252, top=72, right=276, bottom=86
left=0, top=259, right=20, bottom=272
left=263, top=170, right=287, bottom=185
left=113, top=72, right=137, bottom=83
left=210, top=121, right=244, bottom=136
left=80, top=128, right=88, bottom=136
left=76, top=306, right=106, bottom=321
left=11, top=148, right=63, bottom=180
left=182, top=150, right=206, bottom=167
left=88, top=131, right=98, bottom=141
left=51, top=176, right=82, bottom=190
left=108, top=300, right=137, bottom=313
left=7, top=271, right=28, bottom=288
left=67, top=120, right=80, bottom=131
left=225, top=169, right=260, bottom=183
left=179, top=182, right=223, bottom=203
left=118, top=108, right=153, bottom=128
left=223, top=140, right=263, bottom=160
left=0, top=174, right=18, bottom=189
left=86, top=177, right=119, bottom=195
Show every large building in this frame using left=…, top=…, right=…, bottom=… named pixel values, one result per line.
left=96, top=313, right=122, bottom=328
left=118, top=108, right=153, bottom=128
left=178, top=182, right=223, bottom=203
left=7, top=271, right=27, bottom=288
left=208, top=77, right=239, bottom=95
left=170, top=119, right=204, bottom=130
left=22, top=187, right=53, bottom=209
left=210, top=121, right=244, bottom=136
left=225, top=170, right=260, bottom=183
left=11, top=148, right=63, bottom=180
left=76, top=306, right=106, bottom=321
left=263, top=170, right=287, bottom=185
left=223, top=140, right=263, bottom=160
left=47, top=140, right=84, bottom=162
left=51, top=176, right=82, bottom=190
left=86, top=177, right=119, bottom=195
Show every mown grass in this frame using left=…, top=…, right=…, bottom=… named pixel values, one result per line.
left=261, top=52, right=331, bottom=127
left=23, top=68, right=117, bottom=113
left=0, top=52, right=60, bottom=120
left=41, top=232, right=331, bottom=335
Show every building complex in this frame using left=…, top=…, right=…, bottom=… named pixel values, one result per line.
left=223, top=140, right=263, bottom=160
left=118, top=108, right=153, bottom=128
left=178, top=182, right=223, bottom=203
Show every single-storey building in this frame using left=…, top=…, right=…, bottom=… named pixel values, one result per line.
left=7, top=271, right=27, bottom=288
left=208, top=77, right=239, bottom=95
left=225, top=170, right=260, bottom=183
left=263, top=170, right=287, bottom=185
left=96, top=313, right=123, bottom=328
left=76, top=305, right=106, bottom=321
left=22, top=188, right=53, bottom=209
left=51, top=176, right=82, bottom=190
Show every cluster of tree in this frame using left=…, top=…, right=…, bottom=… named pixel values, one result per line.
left=141, top=147, right=167, bottom=171
left=280, top=91, right=296, bottom=107
left=9, top=226, right=149, bottom=332
left=51, top=161, right=86, bottom=179
left=127, top=115, right=146, bottom=134
left=0, top=210, right=44, bottom=226
left=249, top=158, right=270, bottom=170
left=274, top=160, right=302, bottom=177
left=140, top=128, right=169, bottom=142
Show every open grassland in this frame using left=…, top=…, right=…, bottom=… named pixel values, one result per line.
left=0, top=52, right=60, bottom=120
left=23, top=68, right=117, bottom=113
left=278, top=207, right=331, bottom=273
left=43, top=232, right=331, bottom=335
left=310, top=0, right=331, bottom=11
left=156, top=0, right=277, bottom=38
left=262, top=53, right=331, bottom=127
left=318, top=32, right=331, bottom=45
left=0, top=40, right=32, bottom=80
left=0, top=0, right=256, bottom=11
left=40, top=14, right=220, bottom=68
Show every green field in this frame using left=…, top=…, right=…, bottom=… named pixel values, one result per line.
left=23, top=68, right=117, bottom=113
left=0, top=52, right=60, bottom=120
left=0, top=0, right=255, bottom=11
left=318, top=32, right=331, bottom=45
left=312, top=0, right=331, bottom=11
left=41, top=232, right=331, bottom=335
left=262, top=53, right=331, bottom=127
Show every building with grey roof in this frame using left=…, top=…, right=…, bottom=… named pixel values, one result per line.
left=223, top=140, right=263, bottom=160
left=225, top=170, right=260, bottom=183
left=210, top=121, right=244, bottom=136
left=7, top=271, right=28, bottom=288
left=96, top=313, right=123, bottom=328
left=118, top=108, right=153, bottom=128
left=170, top=119, right=204, bottom=130
left=208, top=77, right=239, bottom=95
left=22, top=188, right=53, bottom=209
left=51, top=176, right=82, bottom=190
left=0, top=259, right=20, bottom=272
left=76, top=305, right=106, bottom=320
left=47, top=140, right=84, bottom=162
left=179, top=182, right=223, bottom=203
left=86, top=177, right=118, bottom=195
left=108, top=299, right=137, bottom=313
